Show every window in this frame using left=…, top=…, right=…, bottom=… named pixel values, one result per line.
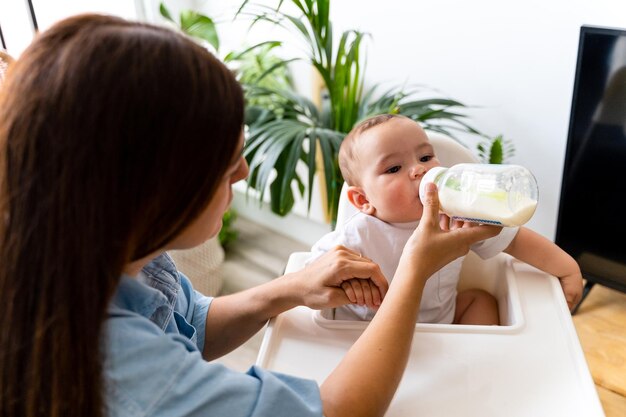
left=0, top=0, right=140, bottom=57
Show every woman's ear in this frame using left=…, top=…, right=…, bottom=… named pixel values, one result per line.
left=347, top=186, right=375, bottom=215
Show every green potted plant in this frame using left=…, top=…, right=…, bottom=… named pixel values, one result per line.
left=159, top=1, right=293, bottom=97
left=477, top=134, right=515, bottom=164
left=237, top=0, right=481, bottom=226
left=159, top=1, right=295, bottom=238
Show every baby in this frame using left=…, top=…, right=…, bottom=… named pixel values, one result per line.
left=310, top=114, right=583, bottom=324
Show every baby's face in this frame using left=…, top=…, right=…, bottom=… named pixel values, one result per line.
left=355, top=118, right=440, bottom=223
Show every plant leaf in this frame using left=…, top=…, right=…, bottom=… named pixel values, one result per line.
left=180, top=11, right=219, bottom=51
left=224, top=41, right=282, bottom=62
left=159, top=2, right=175, bottom=22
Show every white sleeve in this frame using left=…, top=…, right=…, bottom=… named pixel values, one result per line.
left=306, top=230, right=347, bottom=265
left=471, top=226, right=519, bottom=260
left=306, top=220, right=367, bottom=265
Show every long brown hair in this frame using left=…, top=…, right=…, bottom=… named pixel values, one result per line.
left=0, top=14, right=243, bottom=417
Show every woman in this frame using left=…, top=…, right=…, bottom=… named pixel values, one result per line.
left=0, top=15, right=499, bottom=417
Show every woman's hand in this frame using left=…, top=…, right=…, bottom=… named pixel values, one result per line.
left=438, top=214, right=479, bottom=232
left=287, top=246, right=388, bottom=310
left=401, top=183, right=503, bottom=279
left=204, top=246, right=386, bottom=360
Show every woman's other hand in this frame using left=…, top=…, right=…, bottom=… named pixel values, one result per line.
left=288, top=246, right=388, bottom=310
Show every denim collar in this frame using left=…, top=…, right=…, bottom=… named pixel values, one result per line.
left=110, top=253, right=180, bottom=329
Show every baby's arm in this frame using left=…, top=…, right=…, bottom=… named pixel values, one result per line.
left=504, top=227, right=583, bottom=310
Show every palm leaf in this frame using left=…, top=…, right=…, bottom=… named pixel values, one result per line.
left=159, top=2, right=175, bottom=22
left=224, top=41, right=282, bottom=62
left=278, top=130, right=306, bottom=207
left=179, top=10, right=219, bottom=51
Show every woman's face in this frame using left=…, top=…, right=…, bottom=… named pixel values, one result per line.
left=168, top=131, right=248, bottom=250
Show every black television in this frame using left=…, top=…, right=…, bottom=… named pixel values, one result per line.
left=556, top=25, right=626, bottom=310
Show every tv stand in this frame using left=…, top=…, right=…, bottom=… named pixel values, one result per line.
left=572, top=281, right=596, bottom=315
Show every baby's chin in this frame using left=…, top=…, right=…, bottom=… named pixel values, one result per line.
left=383, top=210, right=423, bottom=224
left=375, top=201, right=424, bottom=223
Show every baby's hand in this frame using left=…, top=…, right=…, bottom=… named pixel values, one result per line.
left=558, top=270, right=584, bottom=311
left=341, top=278, right=383, bottom=310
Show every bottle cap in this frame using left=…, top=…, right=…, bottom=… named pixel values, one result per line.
left=419, top=166, right=448, bottom=202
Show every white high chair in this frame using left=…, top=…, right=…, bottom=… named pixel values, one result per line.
left=256, top=132, right=604, bottom=416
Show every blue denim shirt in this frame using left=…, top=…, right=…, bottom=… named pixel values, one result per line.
left=103, top=253, right=322, bottom=417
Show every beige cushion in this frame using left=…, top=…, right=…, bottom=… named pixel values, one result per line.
left=427, top=131, right=478, bottom=166
left=169, top=237, right=224, bottom=296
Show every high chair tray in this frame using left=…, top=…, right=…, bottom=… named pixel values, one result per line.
left=256, top=252, right=604, bottom=417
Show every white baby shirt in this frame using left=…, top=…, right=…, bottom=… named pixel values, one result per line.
left=308, top=212, right=519, bottom=324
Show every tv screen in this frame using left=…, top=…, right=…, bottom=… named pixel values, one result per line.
left=556, top=25, right=626, bottom=292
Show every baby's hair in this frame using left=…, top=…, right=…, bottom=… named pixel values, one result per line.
left=339, top=114, right=410, bottom=185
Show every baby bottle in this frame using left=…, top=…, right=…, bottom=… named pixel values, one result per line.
left=418, top=164, right=538, bottom=227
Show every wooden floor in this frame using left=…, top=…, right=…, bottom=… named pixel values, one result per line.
left=216, top=216, right=626, bottom=416
left=573, top=285, right=626, bottom=416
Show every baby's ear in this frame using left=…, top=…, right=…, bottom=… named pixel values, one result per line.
left=347, top=186, right=375, bottom=215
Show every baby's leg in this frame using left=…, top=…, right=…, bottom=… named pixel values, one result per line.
left=453, top=289, right=499, bottom=325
